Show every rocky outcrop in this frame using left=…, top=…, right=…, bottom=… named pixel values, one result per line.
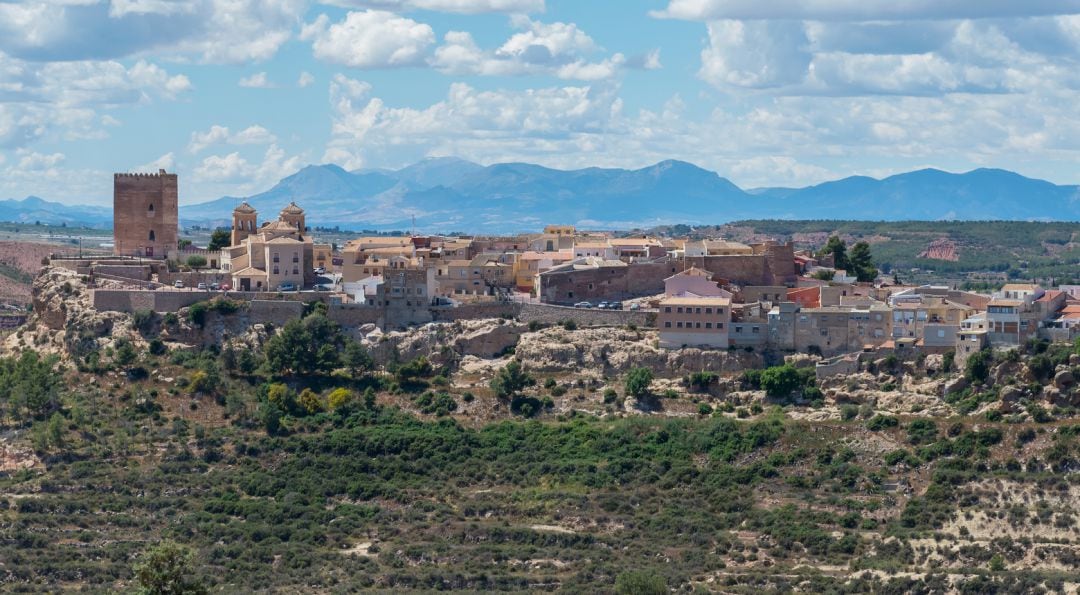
left=364, top=319, right=527, bottom=367
left=514, top=326, right=762, bottom=376
left=1054, top=369, right=1075, bottom=391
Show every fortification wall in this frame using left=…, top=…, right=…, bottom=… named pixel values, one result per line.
left=92, top=265, right=151, bottom=281
left=518, top=303, right=654, bottom=327
left=248, top=300, right=306, bottom=326
left=326, top=304, right=383, bottom=328
left=431, top=303, right=519, bottom=322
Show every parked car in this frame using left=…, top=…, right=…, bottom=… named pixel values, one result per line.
left=597, top=301, right=609, bottom=309
left=629, top=303, right=640, bottom=310
left=209, top=282, right=220, bottom=291
left=220, top=284, right=231, bottom=291
left=197, top=282, right=207, bottom=290
left=610, top=302, right=623, bottom=310
left=173, top=280, right=184, bottom=288
left=314, top=266, right=325, bottom=274
left=314, top=283, right=333, bottom=291
left=277, top=282, right=296, bottom=292
left=574, top=301, right=592, bottom=308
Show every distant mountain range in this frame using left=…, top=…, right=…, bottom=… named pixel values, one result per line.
left=0, top=196, right=111, bottom=228
left=6, top=158, right=1080, bottom=232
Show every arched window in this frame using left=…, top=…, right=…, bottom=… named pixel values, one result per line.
left=148, top=230, right=156, bottom=242
left=247, top=220, right=253, bottom=231
left=148, top=203, right=154, bottom=212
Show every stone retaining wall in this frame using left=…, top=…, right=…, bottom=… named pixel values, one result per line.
left=517, top=303, right=654, bottom=328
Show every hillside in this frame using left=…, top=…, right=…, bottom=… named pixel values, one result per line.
left=3, top=268, right=1080, bottom=591
left=709, top=220, right=1080, bottom=286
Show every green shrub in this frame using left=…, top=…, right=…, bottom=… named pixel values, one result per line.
left=867, top=415, right=899, bottom=431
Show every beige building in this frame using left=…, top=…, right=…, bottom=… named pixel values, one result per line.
left=658, top=296, right=731, bottom=349
left=222, top=202, right=315, bottom=291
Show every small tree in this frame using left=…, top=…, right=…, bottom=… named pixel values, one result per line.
left=820, top=235, right=848, bottom=271
left=344, top=341, right=374, bottom=377
left=132, top=540, right=207, bottom=595
left=848, top=241, right=876, bottom=282
left=965, top=350, right=991, bottom=384
left=207, top=228, right=231, bottom=251
left=624, top=367, right=654, bottom=398
left=185, top=255, right=207, bottom=270
left=297, top=388, right=323, bottom=414
left=327, top=388, right=353, bottom=410
left=490, top=360, right=533, bottom=400
left=759, top=364, right=803, bottom=399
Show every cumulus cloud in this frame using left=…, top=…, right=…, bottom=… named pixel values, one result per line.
left=0, top=54, right=192, bottom=148
left=653, top=0, right=1080, bottom=22
left=699, top=20, right=811, bottom=88
left=238, top=72, right=274, bottom=88
left=318, top=0, right=544, bottom=13
left=431, top=17, right=638, bottom=80
left=301, top=11, right=435, bottom=68
left=133, top=152, right=176, bottom=172
left=189, top=124, right=277, bottom=153
left=297, top=71, right=315, bottom=87
left=0, top=0, right=305, bottom=64
left=17, top=150, right=66, bottom=171
left=193, top=144, right=305, bottom=193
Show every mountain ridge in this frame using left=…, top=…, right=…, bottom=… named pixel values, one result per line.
left=6, top=160, right=1080, bottom=232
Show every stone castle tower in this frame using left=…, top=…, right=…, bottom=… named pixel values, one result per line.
left=113, top=169, right=178, bottom=258
left=231, top=201, right=258, bottom=246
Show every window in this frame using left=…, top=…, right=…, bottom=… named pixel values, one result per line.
left=664, top=306, right=672, bottom=313
left=665, top=321, right=671, bottom=328
left=273, top=266, right=279, bottom=274
left=752, top=327, right=759, bottom=333
left=718, top=323, right=724, bottom=329
left=696, top=322, right=702, bottom=328
left=292, top=255, right=299, bottom=263
left=705, top=307, right=712, bottom=314
left=937, top=330, right=946, bottom=338
left=695, top=307, right=702, bottom=314
left=292, top=267, right=298, bottom=275
left=148, top=203, right=154, bottom=212
left=273, top=252, right=279, bottom=263
left=676, top=322, right=683, bottom=328
left=148, top=230, right=155, bottom=242
left=705, top=322, right=712, bottom=329
left=677, top=307, right=683, bottom=314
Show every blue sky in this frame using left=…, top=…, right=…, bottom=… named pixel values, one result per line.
left=4, top=0, right=1080, bottom=206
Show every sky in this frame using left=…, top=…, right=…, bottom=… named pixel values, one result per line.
left=4, top=0, right=1080, bottom=206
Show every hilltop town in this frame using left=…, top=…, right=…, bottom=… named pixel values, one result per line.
left=66, top=171, right=1079, bottom=372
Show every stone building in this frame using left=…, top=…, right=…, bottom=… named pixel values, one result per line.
left=113, top=169, right=178, bottom=258
left=221, top=201, right=315, bottom=290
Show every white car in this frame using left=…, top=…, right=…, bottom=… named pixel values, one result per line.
left=173, top=280, right=184, bottom=288
left=197, top=282, right=207, bottom=290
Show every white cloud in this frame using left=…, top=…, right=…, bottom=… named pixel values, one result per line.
left=699, top=20, right=811, bottom=88
left=0, top=55, right=192, bottom=148
left=431, top=17, right=634, bottom=80
left=133, top=152, right=176, bottom=173
left=195, top=151, right=251, bottom=183
left=653, top=0, right=1080, bottom=22
left=297, top=71, right=315, bottom=87
left=301, top=11, right=435, bottom=68
left=232, top=125, right=277, bottom=145
left=16, top=150, right=65, bottom=171
left=317, top=0, right=544, bottom=14
left=189, top=124, right=278, bottom=153
left=238, top=72, right=273, bottom=88
left=193, top=143, right=305, bottom=192
left=0, top=0, right=305, bottom=64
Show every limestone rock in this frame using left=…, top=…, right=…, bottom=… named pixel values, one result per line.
left=943, top=377, right=968, bottom=396
left=1054, top=369, right=1075, bottom=391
